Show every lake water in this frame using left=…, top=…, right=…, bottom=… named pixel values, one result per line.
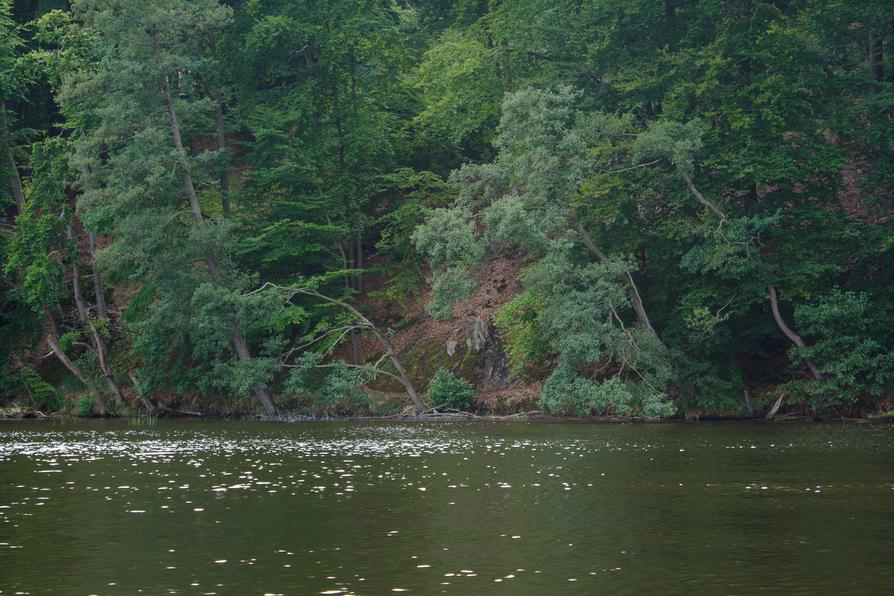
left=1, top=419, right=892, bottom=594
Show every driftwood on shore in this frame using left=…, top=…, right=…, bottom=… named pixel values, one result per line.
left=389, top=407, right=544, bottom=420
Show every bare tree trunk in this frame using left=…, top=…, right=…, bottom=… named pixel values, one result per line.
left=351, top=231, right=364, bottom=364
left=356, top=231, right=363, bottom=294
left=231, top=329, right=278, bottom=417
left=158, top=56, right=276, bottom=417
left=289, top=287, right=427, bottom=414
left=766, top=393, right=784, bottom=419
left=574, top=220, right=657, bottom=336
left=869, top=31, right=884, bottom=81
left=87, top=318, right=125, bottom=407
left=66, top=223, right=92, bottom=326
left=743, top=388, right=754, bottom=417
left=7, top=150, right=25, bottom=211
left=345, top=237, right=359, bottom=364
left=129, top=371, right=156, bottom=413
left=349, top=47, right=358, bottom=108
left=161, top=73, right=207, bottom=238
left=87, top=231, right=108, bottom=319
left=767, top=285, right=823, bottom=381
left=46, top=332, right=88, bottom=384
left=350, top=330, right=360, bottom=365
left=485, top=34, right=502, bottom=84
left=379, top=333, right=426, bottom=415
left=102, top=377, right=125, bottom=406
left=214, top=93, right=230, bottom=219
left=67, top=222, right=126, bottom=406
left=681, top=172, right=726, bottom=219
left=502, top=40, right=512, bottom=90
left=2, top=102, right=25, bottom=212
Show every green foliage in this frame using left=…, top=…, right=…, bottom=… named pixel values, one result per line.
left=14, top=366, right=64, bottom=412
left=530, top=250, right=676, bottom=417
left=413, top=206, right=484, bottom=319
left=426, top=369, right=474, bottom=412
left=283, top=353, right=370, bottom=414
left=4, top=138, right=70, bottom=312
left=367, top=265, right=422, bottom=312
left=669, top=354, right=746, bottom=415
left=375, top=168, right=449, bottom=264
left=540, top=368, right=672, bottom=418
left=413, top=207, right=483, bottom=269
left=681, top=214, right=779, bottom=283
left=3, top=0, right=894, bottom=419
left=493, top=290, right=550, bottom=379
left=793, top=290, right=894, bottom=409
left=425, top=268, right=476, bottom=320
left=411, top=29, right=502, bottom=157
left=417, top=88, right=676, bottom=416
left=76, top=396, right=95, bottom=417
left=633, top=119, right=705, bottom=175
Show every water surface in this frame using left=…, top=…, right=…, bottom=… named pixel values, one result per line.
left=1, top=419, right=892, bottom=594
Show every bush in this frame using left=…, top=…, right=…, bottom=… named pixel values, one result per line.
left=16, top=367, right=65, bottom=412
left=283, top=353, right=371, bottom=414
left=493, top=290, right=552, bottom=379
left=76, top=396, right=96, bottom=417
left=793, top=290, right=894, bottom=411
left=427, top=369, right=474, bottom=411
left=539, top=366, right=675, bottom=417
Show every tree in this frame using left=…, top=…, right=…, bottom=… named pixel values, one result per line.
left=249, top=282, right=427, bottom=415
left=65, top=0, right=278, bottom=415
left=0, top=0, right=27, bottom=211
left=3, top=0, right=894, bottom=417
left=414, top=87, right=675, bottom=417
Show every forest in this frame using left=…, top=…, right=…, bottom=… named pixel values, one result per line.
left=1, top=0, right=893, bottom=419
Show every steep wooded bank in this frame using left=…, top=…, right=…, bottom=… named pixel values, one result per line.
left=1, top=0, right=893, bottom=419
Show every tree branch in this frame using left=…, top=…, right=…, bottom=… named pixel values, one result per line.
left=768, top=285, right=823, bottom=381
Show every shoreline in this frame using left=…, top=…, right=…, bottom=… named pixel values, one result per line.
left=0, top=406, right=888, bottom=424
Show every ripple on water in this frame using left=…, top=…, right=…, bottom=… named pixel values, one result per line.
left=2, top=420, right=894, bottom=595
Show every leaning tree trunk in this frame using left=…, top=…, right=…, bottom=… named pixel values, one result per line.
left=7, top=150, right=25, bottom=211
left=681, top=172, right=726, bottom=220
left=43, top=308, right=99, bottom=401
left=66, top=224, right=92, bottom=327
left=742, top=388, right=754, bottom=417
left=88, top=231, right=107, bottom=320
left=2, top=103, right=25, bottom=212
left=213, top=93, right=230, bottom=219
left=231, top=328, right=279, bottom=416
left=159, top=65, right=277, bottom=418
left=90, top=319, right=126, bottom=407
left=45, top=329, right=88, bottom=385
left=128, top=372, right=156, bottom=414
left=375, top=330, right=426, bottom=415
left=869, top=31, right=884, bottom=82
left=768, top=285, right=823, bottom=381
left=289, top=287, right=427, bottom=415
left=574, top=220, right=658, bottom=337
left=766, top=393, right=785, bottom=419
left=676, top=178, right=822, bottom=384
left=66, top=223, right=125, bottom=406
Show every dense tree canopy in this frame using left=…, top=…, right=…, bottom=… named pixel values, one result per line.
left=1, top=0, right=892, bottom=418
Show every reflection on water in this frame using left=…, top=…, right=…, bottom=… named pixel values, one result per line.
left=1, top=420, right=893, bottom=594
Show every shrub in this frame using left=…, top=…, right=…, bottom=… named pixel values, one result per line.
left=283, top=353, right=371, bottom=414
left=793, top=290, right=894, bottom=411
left=17, top=367, right=65, bottom=412
left=427, top=369, right=474, bottom=411
left=76, top=396, right=96, bottom=417
left=493, top=290, right=551, bottom=379
left=539, top=366, right=674, bottom=417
